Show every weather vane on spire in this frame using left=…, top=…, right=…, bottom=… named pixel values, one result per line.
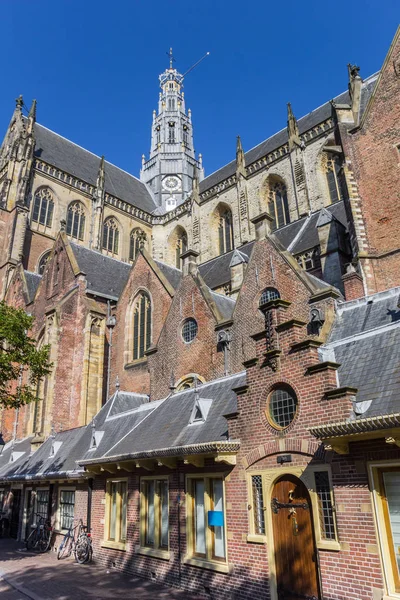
left=167, top=47, right=176, bottom=69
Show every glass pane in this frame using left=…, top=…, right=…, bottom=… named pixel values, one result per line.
left=72, top=213, right=79, bottom=239
left=66, top=209, right=73, bottom=235
left=383, top=472, right=400, bottom=578
left=314, top=471, right=335, bottom=540
left=60, top=490, right=75, bottom=530
left=120, top=482, right=127, bottom=542
left=79, top=215, right=85, bottom=240
left=212, top=479, right=225, bottom=559
left=32, top=197, right=40, bottom=222
left=36, top=490, right=49, bottom=521
left=139, top=296, right=145, bottom=358
left=146, top=481, right=155, bottom=545
left=194, top=480, right=206, bottom=555
left=327, top=171, right=338, bottom=203
left=39, top=198, right=47, bottom=225
left=102, top=225, right=108, bottom=249
left=114, top=229, right=119, bottom=254
left=109, top=483, right=117, bottom=540
left=160, top=481, right=169, bottom=548
left=46, top=200, right=54, bottom=227
left=252, top=475, right=265, bottom=535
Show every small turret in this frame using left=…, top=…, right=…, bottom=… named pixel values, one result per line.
left=236, top=135, right=246, bottom=178
left=287, top=103, right=301, bottom=150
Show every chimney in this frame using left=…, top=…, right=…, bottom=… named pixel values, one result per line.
left=342, top=264, right=365, bottom=300
left=251, top=212, right=274, bottom=240
left=181, top=249, right=199, bottom=277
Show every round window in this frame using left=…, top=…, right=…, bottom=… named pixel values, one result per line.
left=267, top=387, right=298, bottom=429
left=182, top=318, right=198, bottom=343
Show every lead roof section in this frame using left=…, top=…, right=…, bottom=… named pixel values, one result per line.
left=322, top=288, right=400, bottom=420
left=33, top=123, right=156, bottom=213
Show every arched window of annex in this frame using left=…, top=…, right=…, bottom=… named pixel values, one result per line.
left=175, top=374, right=205, bottom=391
left=213, top=203, right=234, bottom=256
left=30, top=330, right=46, bottom=435
left=266, top=176, right=290, bottom=231
left=37, top=250, right=51, bottom=275
left=129, top=228, right=147, bottom=263
left=102, top=217, right=120, bottom=257
left=259, top=287, right=280, bottom=307
left=31, top=187, right=55, bottom=229
left=168, top=225, right=188, bottom=269
left=320, top=150, right=348, bottom=204
left=129, top=291, right=152, bottom=362
left=66, top=201, right=86, bottom=241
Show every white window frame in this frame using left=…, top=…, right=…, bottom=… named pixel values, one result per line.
left=56, top=487, right=76, bottom=533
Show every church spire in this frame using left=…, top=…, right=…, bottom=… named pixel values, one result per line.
left=140, top=51, right=204, bottom=212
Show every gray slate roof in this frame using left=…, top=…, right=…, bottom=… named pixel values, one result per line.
left=153, top=260, right=182, bottom=290
left=24, top=271, right=42, bottom=302
left=199, top=76, right=376, bottom=196
left=322, top=287, right=400, bottom=419
left=70, top=242, right=131, bottom=300
left=198, top=242, right=255, bottom=289
left=209, top=290, right=236, bottom=321
left=33, top=123, right=156, bottom=213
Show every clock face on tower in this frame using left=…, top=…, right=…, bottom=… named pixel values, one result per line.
left=162, top=176, right=181, bottom=192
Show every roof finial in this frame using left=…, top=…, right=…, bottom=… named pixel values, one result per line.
left=236, top=135, right=246, bottom=176
left=28, top=99, right=37, bottom=121
left=115, top=375, right=120, bottom=391
left=15, top=95, right=23, bottom=110
left=168, top=47, right=175, bottom=69
left=96, top=155, right=105, bottom=190
left=287, top=102, right=301, bottom=150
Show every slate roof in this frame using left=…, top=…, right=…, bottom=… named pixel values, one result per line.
left=321, top=287, right=400, bottom=419
left=33, top=123, right=156, bottom=213
left=273, top=201, right=348, bottom=255
left=24, top=271, right=42, bottom=302
left=199, top=76, right=377, bottom=196
left=198, top=242, right=255, bottom=289
left=69, top=242, right=131, bottom=300
left=153, top=260, right=182, bottom=290
left=81, top=372, right=245, bottom=463
left=0, top=436, right=33, bottom=481
left=209, top=290, right=236, bottom=321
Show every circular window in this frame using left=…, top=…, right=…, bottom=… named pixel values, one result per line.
left=182, top=318, right=198, bottom=343
left=259, top=287, right=280, bottom=306
left=267, top=387, right=298, bottom=429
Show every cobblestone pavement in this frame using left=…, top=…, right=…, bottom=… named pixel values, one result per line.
left=0, top=539, right=203, bottom=600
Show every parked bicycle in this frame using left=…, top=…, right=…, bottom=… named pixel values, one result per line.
left=57, top=519, right=92, bottom=563
left=25, top=513, right=52, bottom=553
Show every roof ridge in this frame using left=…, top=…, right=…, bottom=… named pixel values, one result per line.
left=69, top=242, right=131, bottom=268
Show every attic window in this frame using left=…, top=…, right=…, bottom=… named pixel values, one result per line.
left=189, top=398, right=212, bottom=425
left=193, top=404, right=203, bottom=422
left=259, top=288, right=280, bottom=306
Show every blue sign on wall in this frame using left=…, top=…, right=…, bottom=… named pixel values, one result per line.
left=208, top=510, right=224, bottom=527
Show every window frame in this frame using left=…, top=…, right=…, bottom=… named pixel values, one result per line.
left=31, top=188, right=54, bottom=229
left=369, top=461, right=400, bottom=596
left=132, top=292, right=152, bottom=362
left=266, top=385, right=299, bottom=431
left=56, top=487, right=76, bottom=533
left=218, top=210, right=234, bottom=255
left=102, top=478, right=128, bottom=551
left=138, top=476, right=170, bottom=560
left=34, top=487, right=50, bottom=526
left=268, top=181, right=290, bottom=231
left=102, top=218, right=120, bottom=256
left=66, top=201, right=86, bottom=241
left=184, top=474, right=230, bottom=573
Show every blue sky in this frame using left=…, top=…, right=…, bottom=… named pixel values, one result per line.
left=1, top=1, right=398, bottom=178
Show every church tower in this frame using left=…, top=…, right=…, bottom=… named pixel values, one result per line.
left=140, top=49, right=204, bottom=212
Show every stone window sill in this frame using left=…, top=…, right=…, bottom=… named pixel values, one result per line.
left=124, top=358, right=147, bottom=370
left=183, top=555, right=232, bottom=574
left=317, top=540, right=341, bottom=552
left=135, top=546, right=171, bottom=561
left=101, top=540, right=127, bottom=551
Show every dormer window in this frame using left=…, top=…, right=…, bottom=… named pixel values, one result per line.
left=189, top=397, right=212, bottom=425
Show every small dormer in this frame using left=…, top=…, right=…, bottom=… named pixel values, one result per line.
left=189, top=397, right=213, bottom=425
left=89, top=420, right=104, bottom=450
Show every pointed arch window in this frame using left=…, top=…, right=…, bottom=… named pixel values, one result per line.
left=176, top=232, right=188, bottom=269
left=168, top=98, right=175, bottom=111
left=324, top=153, right=347, bottom=204
left=66, top=201, right=86, bottom=241
left=132, top=293, right=152, bottom=361
left=32, top=188, right=54, bottom=227
left=38, top=251, right=51, bottom=275
left=168, top=122, right=175, bottom=144
left=268, top=181, right=290, bottom=231
left=183, top=125, right=189, bottom=146
left=130, top=229, right=146, bottom=262
left=102, top=218, right=119, bottom=255
left=218, top=209, right=234, bottom=255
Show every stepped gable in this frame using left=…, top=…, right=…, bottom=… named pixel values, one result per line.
left=69, top=242, right=131, bottom=300
left=321, top=287, right=400, bottom=419
left=198, top=77, right=376, bottom=196
left=80, top=372, right=245, bottom=465
left=198, top=242, right=254, bottom=289
left=33, top=123, right=156, bottom=213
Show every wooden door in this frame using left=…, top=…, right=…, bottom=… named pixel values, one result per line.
left=271, top=475, right=320, bottom=600
left=10, top=489, right=21, bottom=539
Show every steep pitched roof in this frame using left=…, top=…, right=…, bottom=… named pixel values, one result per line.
left=321, top=287, right=400, bottom=419
left=24, top=271, right=42, bottom=303
left=33, top=123, right=156, bottom=213
left=198, top=242, right=255, bottom=289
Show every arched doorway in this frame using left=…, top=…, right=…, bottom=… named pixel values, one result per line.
left=271, top=474, right=320, bottom=600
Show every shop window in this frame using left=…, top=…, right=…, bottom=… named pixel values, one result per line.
left=140, top=478, right=169, bottom=554
left=104, top=479, right=127, bottom=549
left=59, top=490, right=75, bottom=531
left=186, top=476, right=226, bottom=566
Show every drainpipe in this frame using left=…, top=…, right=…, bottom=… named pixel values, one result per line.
left=106, top=302, right=116, bottom=400
left=87, top=478, right=93, bottom=532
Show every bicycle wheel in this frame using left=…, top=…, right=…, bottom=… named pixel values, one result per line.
left=74, top=537, right=90, bottom=564
left=57, top=532, right=73, bottom=559
left=37, top=529, right=51, bottom=553
left=26, top=528, right=38, bottom=551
